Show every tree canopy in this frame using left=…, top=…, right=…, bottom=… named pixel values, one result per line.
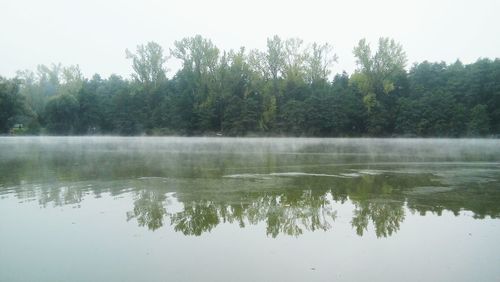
left=1, top=36, right=499, bottom=137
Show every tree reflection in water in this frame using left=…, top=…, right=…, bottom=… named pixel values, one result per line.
left=351, top=200, right=405, bottom=237
left=3, top=169, right=499, bottom=238
left=126, top=189, right=337, bottom=237
left=120, top=171, right=500, bottom=238
left=126, top=190, right=167, bottom=231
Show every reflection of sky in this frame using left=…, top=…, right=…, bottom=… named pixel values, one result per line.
left=1, top=191, right=499, bottom=282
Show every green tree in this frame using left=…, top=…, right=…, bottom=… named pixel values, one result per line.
left=352, top=37, right=407, bottom=135
left=45, top=94, right=79, bottom=134
left=0, top=77, right=26, bottom=133
left=75, top=79, right=103, bottom=134
left=467, top=104, right=490, bottom=136
left=2, top=35, right=499, bottom=137
left=126, top=41, right=168, bottom=88
left=171, top=35, right=220, bottom=133
left=305, top=42, right=337, bottom=83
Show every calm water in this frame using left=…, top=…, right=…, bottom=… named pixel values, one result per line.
left=1, top=137, right=499, bottom=281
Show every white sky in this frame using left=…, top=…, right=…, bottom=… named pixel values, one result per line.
left=1, top=0, right=499, bottom=79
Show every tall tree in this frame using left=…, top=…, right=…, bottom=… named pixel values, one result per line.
left=352, top=38, right=406, bottom=107
left=126, top=41, right=168, bottom=88
left=352, top=37, right=407, bottom=135
left=171, top=35, right=220, bottom=132
left=2, top=35, right=499, bottom=137
left=306, top=42, right=337, bottom=83
left=44, top=94, right=79, bottom=134
left=282, top=38, right=307, bottom=82
left=0, top=77, right=25, bottom=133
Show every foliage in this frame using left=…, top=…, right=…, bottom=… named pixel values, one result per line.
left=126, top=42, right=168, bottom=88
left=1, top=37, right=499, bottom=136
left=44, top=94, right=79, bottom=134
left=0, top=77, right=26, bottom=133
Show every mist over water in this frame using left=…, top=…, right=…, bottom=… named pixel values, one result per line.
left=1, top=137, right=499, bottom=282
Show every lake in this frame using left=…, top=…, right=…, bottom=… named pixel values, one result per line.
left=0, top=137, right=499, bottom=281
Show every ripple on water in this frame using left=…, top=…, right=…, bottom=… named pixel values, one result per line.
left=223, top=172, right=354, bottom=179
left=137, top=177, right=170, bottom=180
left=405, top=186, right=456, bottom=195
left=222, top=174, right=272, bottom=180
left=356, top=170, right=383, bottom=175
left=340, top=173, right=362, bottom=177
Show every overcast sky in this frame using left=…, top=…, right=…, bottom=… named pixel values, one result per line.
left=1, top=0, right=499, bottom=79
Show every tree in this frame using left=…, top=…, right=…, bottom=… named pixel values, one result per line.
left=171, top=35, right=221, bottom=133
left=2, top=35, right=499, bottom=137
left=220, top=48, right=255, bottom=134
left=248, top=35, right=287, bottom=131
left=45, top=94, right=79, bottom=134
left=352, top=38, right=406, bottom=105
left=0, top=77, right=26, bottom=133
left=467, top=104, right=490, bottom=136
left=171, top=35, right=219, bottom=77
left=265, top=35, right=286, bottom=82
left=75, top=79, right=103, bottom=134
left=126, top=41, right=168, bottom=88
left=59, top=65, right=84, bottom=96
left=306, top=42, right=337, bottom=83
left=282, top=38, right=307, bottom=82
left=352, top=37, right=407, bottom=135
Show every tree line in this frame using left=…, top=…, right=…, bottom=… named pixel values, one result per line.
left=1, top=35, right=499, bottom=136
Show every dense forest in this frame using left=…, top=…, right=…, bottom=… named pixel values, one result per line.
left=1, top=35, right=499, bottom=137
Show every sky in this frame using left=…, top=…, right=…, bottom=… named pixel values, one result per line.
left=1, top=0, right=499, bottom=79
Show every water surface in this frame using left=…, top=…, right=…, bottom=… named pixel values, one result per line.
left=1, top=137, right=499, bottom=281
